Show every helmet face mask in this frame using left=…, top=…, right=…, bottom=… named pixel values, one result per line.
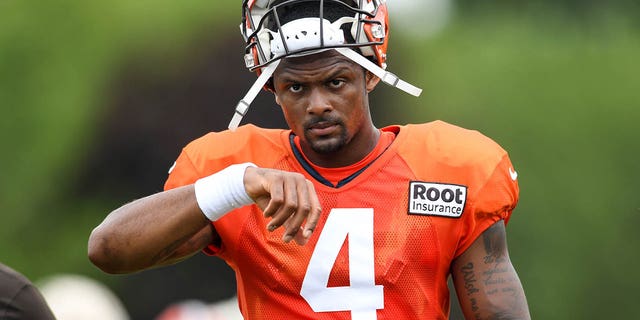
left=241, top=0, right=389, bottom=72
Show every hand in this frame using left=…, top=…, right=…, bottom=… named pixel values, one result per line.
left=243, top=167, right=322, bottom=245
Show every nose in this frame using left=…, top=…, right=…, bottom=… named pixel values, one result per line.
left=306, top=88, right=333, bottom=115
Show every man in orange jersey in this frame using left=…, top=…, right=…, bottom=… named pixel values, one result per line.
left=88, top=1, right=531, bottom=319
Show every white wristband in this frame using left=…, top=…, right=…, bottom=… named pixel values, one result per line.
left=194, top=162, right=256, bottom=221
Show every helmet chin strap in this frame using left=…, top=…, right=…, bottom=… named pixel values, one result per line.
left=228, top=59, right=280, bottom=130
left=228, top=49, right=422, bottom=130
left=335, top=48, right=423, bottom=97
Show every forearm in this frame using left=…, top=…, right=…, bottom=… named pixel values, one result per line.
left=88, top=185, right=209, bottom=274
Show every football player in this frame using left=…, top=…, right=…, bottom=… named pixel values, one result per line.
left=89, top=1, right=531, bottom=319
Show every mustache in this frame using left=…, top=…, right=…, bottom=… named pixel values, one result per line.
left=303, top=116, right=343, bottom=130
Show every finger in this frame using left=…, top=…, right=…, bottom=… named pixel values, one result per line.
left=262, top=175, right=284, bottom=219
left=293, top=227, right=308, bottom=245
left=280, top=175, right=312, bottom=242
left=253, top=197, right=270, bottom=213
left=282, top=184, right=311, bottom=241
left=266, top=174, right=300, bottom=231
left=281, top=222, right=309, bottom=245
left=302, top=180, right=321, bottom=239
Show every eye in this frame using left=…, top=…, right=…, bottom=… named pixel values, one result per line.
left=289, top=83, right=303, bottom=93
left=329, top=79, right=345, bottom=88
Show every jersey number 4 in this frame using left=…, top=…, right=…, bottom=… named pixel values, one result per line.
left=300, top=208, right=384, bottom=320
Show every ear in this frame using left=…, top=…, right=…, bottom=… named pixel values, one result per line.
left=365, top=70, right=381, bottom=93
left=265, top=78, right=281, bottom=105
left=274, top=91, right=281, bottom=106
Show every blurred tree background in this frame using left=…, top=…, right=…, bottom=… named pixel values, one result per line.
left=1, top=0, right=638, bottom=319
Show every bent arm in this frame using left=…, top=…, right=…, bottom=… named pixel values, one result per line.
left=88, top=166, right=322, bottom=274
left=88, top=185, right=213, bottom=274
left=451, top=220, right=531, bottom=320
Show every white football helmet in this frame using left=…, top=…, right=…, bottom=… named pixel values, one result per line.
left=229, top=0, right=421, bottom=130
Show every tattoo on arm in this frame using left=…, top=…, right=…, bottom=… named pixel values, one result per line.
left=456, top=222, right=530, bottom=319
left=482, top=222, right=507, bottom=264
left=461, top=262, right=482, bottom=319
left=479, top=222, right=529, bottom=318
left=481, top=223, right=516, bottom=296
left=481, top=223, right=511, bottom=296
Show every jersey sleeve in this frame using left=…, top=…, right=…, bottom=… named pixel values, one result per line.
left=163, top=148, right=227, bottom=255
left=162, top=126, right=289, bottom=256
left=395, top=121, right=520, bottom=259
left=164, top=126, right=265, bottom=190
left=164, top=149, right=202, bottom=191
left=454, top=153, right=519, bottom=257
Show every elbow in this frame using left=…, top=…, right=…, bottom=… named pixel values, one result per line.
left=87, top=226, right=129, bottom=274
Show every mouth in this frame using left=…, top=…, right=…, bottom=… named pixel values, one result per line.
left=306, top=121, right=339, bottom=136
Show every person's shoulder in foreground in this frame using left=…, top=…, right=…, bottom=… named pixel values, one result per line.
left=0, top=263, right=56, bottom=320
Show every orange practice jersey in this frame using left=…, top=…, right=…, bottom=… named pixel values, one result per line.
left=164, top=121, right=519, bottom=320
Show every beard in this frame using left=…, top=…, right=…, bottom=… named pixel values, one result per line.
left=303, top=117, right=348, bottom=154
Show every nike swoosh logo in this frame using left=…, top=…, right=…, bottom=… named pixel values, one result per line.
left=509, top=167, right=518, bottom=181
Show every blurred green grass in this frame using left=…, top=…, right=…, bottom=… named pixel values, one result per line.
left=1, top=2, right=638, bottom=319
